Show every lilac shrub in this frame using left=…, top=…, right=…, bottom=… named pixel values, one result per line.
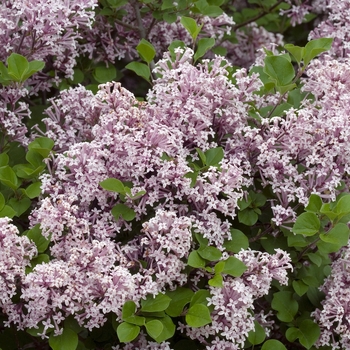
left=1, top=1, right=350, bottom=349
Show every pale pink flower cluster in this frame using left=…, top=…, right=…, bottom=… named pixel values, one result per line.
left=181, top=249, right=292, bottom=348
left=309, top=0, right=350, bottom=58
left=0, top=0, right=97, bottom=79
left=15, top=240, right=135, bottom=336
left=313, top=245, right=350, bottom=349
left=0, top=218, right=37, bottom=311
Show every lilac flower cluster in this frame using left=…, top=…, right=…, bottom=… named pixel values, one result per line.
left=0, top=0, right=97, bottom=80
left=313, top=245, right=350, bottom=349
left=20, top=48, right=295, bottom=341
left=180, top=249, right=292, bottom=349
left=0, top=218, right=37, bottom=319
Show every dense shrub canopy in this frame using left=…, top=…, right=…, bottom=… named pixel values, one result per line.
left=1, top=1, right=350, bottom=349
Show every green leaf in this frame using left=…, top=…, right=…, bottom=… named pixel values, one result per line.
left=261, top=339, right=287, bottom=350
left=248, top=321, right=266, bottom=345
left=154, top=316, right=176, bottom=343
left=165, top=288, right=194, bottom=317
left=26, top=224, right=50, bottom=253
left=0, top=193, right=4, bottom=211
left=188, top=250, right=206, bottom=268
left=122, top=301, right=137, bottom=319
left=224, top=229, right=249, bottom=253
left=205, top=147, right=224, bottom=166
left=222, top=256, right=247, bottom=277
left=194, top=37, right=215, bottom=62
left=111, top=203, right=136, bottom=221
left=305, top=194, right=323, bottom=213
left=163, top=12, right=177, bottom=23
left=319, top=222, right=349, bottom=247
left=145, top=320, right=163, bottom=340
left=185, top=304, right=211, bottom=327
left=208, top=274, right=223, bottom=287
left=93, top=65, right=117, bottom=83
left=180, top=16, right=202, bottom=41
left=286, top=320, right=320, bottom=349
left=23, top=60, right=45, bottom=81
left=0, top=205, right=16, bottom=218
left=0, top=153, right=9, bottom=166
left=334, top=194, right=350, bottom=217
left=9, top=197, right=31, bottom=216
left=263, top=56, right=295, bottom=86
left=303, top=38, right=333, bottom=66
left=292, top=212, right=320, bottom=236
left=26, top=150, right=44, bottom=168
left=0, top=166, right=19, bottom=189
left=190, top=290, right=210, bottom=307
left=123, top=315, right=145, bottom=326
left=195, top=148, right=206, bottom=166
left=197, top=246, right=222, bottom=261
left=292, top=280, right=309, bottom=297
left=320, top=202, right=338, bottom=221
left=7, top=53, right=29, bottom=82
left=69, top=68, right=85, bottom=85
left=271, top=291, right=298, bottom=322
left=238, top=208, right=258, bottom=226
left=116, top=322, right=140, bottom=343
left=141, top=293, right=171, bottom=313
left=195, top=0, right=223, bottom=17
left=284, top=44, right=305, bottom=65
left=99, top=178, right=125, bottom=193
left=0, top=62, right=11, bottom=84
left=49, top=328, right=78, bottom=350
left=125, top=62, right=151, bottom=82
left=28, top=137, right=54, bottom=158
left=25, top=181, right=42, bottom=199
left=137, top=39, right=156, bottom=64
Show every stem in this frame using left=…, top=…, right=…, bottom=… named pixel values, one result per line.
left=131, top=0, right=156, bottom=80
left=297, top=237, right=320, bottom=261
left=16, top=30, right=27, bottom=54
left=232, top=0, right=285, bottom=31
left=114, top=18, right=139, bottom=32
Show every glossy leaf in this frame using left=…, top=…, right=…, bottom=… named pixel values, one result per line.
left=93, top=65, right=117, bottom=83
left=145, top=320, right=163, bottom=340
left=165, top=288, right=194, bottom=317
left=25, top=181, right=42, bottom=199
left=224, top=229, right=249, bottom=253
left=205, top=147, right=224, bottom=166
left=7, top=53, right=29, bottom=82
left=117, top=322, right=140, bottom=343
left=248, top=321, right=266, bottom=345
left=0, top=166, right=19, bottom=189
left=305, top=194, right=323, bottom=213
left=319, top=222, right=349, bottom=247
left=141, top=293, right=171, bottom=312
left=49, top=328, right=78, bottom=350
left=180, top=16, right=202, bottom=41
left=292, top=212, right=320, bottom=236
left=111, top=203, right=136, bottom=221
left=261, top=340, right=287, bottom=350
left=125, top=62, right=151, bottom=82
left=137, top=39, right=156, bottom=64
left=194, top=37, right=215, bottom=62
left=99, top=178, right=125, bottom=193
left=264, top=55, right=295, bottom=86
left=26, top=224, right=50, bottom=253
left=185, top=304, right=211, bottom=327
left=188, top=250, right=206, bottom=268
left=303, top=38, right=333, bottom=66
left=222, top=256, right=247, bottom=277
left=271, top=291, right=298, bottom=322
